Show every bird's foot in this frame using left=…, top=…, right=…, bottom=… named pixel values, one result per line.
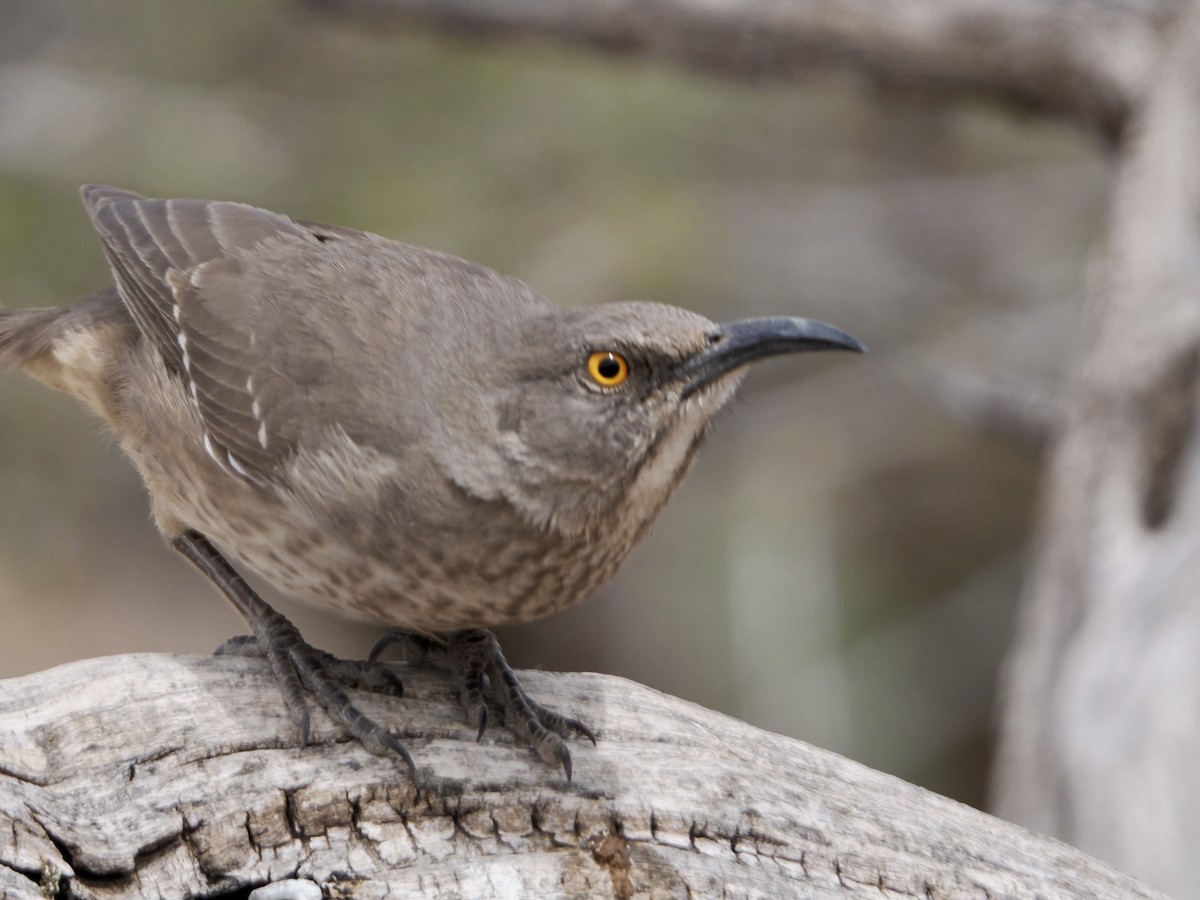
left=216, top=634, right=405, bottom=697
left=370, top=628, right=595, bottom=780
left=173, top=531, right=414, bottom=774
left=213, top=629, right=414, bottom=775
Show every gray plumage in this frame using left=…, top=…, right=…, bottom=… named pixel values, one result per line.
left=0, top=186, right=864, bottom=774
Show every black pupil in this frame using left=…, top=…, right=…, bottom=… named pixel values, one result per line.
left=598, top=356, right=621, bottom=379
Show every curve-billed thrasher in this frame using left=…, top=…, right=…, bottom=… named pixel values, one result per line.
left=0, top=186, right=863, bottom=777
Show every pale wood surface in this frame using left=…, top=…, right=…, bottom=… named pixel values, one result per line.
left=0, top=653, right=1163, bottom=898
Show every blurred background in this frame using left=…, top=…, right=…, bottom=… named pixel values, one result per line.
left=0, top=0, right=1108, bottom=808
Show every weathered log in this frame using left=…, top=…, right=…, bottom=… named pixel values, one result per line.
left=0, top=653, right=1164, bottom=898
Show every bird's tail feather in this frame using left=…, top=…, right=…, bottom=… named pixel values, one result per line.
left=0, top=306, right=71, bottom=373
left=0, top=289, right=127, bottom=378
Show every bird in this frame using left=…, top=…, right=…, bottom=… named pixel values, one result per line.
left=0, top=185, right=864, bottom=778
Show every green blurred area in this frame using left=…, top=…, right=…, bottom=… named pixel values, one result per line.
left=0, top=0, right=1107, bottom=807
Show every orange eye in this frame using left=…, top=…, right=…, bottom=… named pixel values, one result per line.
left=587, top=351, right=629, bottom=387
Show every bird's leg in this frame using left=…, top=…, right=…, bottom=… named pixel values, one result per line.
left=172, top=530, right=414, bottom=774
left=370, top=628, right=596, bottom=780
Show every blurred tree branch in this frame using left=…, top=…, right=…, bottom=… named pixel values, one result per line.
left=307, top=0, right=1183, bottom=142
left=0, top=654, right=1166, bottom=898
left=932, top=371, right=1059, bottom=452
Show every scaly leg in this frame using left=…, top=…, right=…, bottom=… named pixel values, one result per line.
left=172, top=530, right=414, bottom=774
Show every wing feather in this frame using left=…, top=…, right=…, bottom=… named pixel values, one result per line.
left=81, top=185, right=324, bottom=484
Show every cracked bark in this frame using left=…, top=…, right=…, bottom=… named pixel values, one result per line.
left=0, top=654, right=1166, bottom=899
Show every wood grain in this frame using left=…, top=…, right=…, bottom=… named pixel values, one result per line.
left=0, top=654, right=1164, bottom=898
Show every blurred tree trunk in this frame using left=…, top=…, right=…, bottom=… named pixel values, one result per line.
left=990, top=3, right=1200, bottom=897
left=309, top=0, right=1200, bottom=896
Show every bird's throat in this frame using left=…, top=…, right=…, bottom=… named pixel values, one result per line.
left=622, top=386, right=732, bottom=526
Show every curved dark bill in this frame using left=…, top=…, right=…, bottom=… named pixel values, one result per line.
left=678, top=316, right=866, bottom=399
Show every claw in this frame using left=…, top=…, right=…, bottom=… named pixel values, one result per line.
left=530, top=703, right=597, bottom=743
left=556, top=743, right=573, bottom=782
left=381, top=666, right=406, bottom=697
left=550, top=712, right=596, bottom=745
left=571, top=718, right=598, bottom=746
left=368, top=630, right=406, bottom=663
left=379, top=731, right=417, bottom=776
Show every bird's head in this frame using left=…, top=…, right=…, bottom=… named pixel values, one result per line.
left=430, top=300, right=864, bottom=536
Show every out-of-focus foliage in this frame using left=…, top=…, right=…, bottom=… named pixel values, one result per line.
left=0, top=0, right=1106, bottom=807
